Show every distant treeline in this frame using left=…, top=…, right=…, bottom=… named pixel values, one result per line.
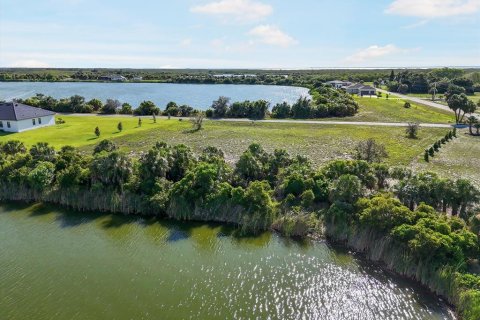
left=204, top=84, right=358, bottom=119
left=17, top=94, right=200, bottom=116
left=5, top=67, right=479, bottom=87
left=0, top=139, right=479, bottom=319
left=16, top=84, right=359, bottom=119
left=379, top=68, right=480, bottom=95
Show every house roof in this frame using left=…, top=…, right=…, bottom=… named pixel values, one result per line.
left=359, top=85, right=376, bottom=90
left=346, top=83, right=364, bottom=89
left=0, top=102, right=55, bottom=121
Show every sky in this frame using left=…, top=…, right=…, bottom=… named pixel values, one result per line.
left=0, top=0, right=479, bottom=69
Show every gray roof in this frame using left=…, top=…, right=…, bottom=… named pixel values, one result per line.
left=359, top=85, right=376, bottom=90
left=0, top=102, right=55, bottom=121
left=346, top=83, right=364, bottom=89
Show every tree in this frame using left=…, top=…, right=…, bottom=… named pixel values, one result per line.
left=95, top=126, right=100, bottom=137
left=398, top=84, right=409, bottom=94
left=87, top=98, right=103, bottom=112
left=447, top=93, right=477, bottom=123
left=138, top=118, right=142, bottom=127
left=291, top=97, right=311, bottom=118
left=451, top=179, right=480, bottom=217
left=135, top=101, right=159, bottom=116
left=101, top=99, right=121, bottom=114
left=117, top=122, right=123, bottom=132
left=404, top=102, right=411, bottom=108
left=406, top=123, right=419, bottom=139
left=119, top=103, right=133, bottom=114
left=190, top=112, right=204, bottom=131
left=445, top=84, right=466, bottom=100
left=30, top=142, right=56, bottom=162
left=90, top=151, right=133, bottom=191
left=354, top=139, right=388, bottom=163
left=1, top=140, right=26, bottom=156
left=424, top=150, right=429, bottom=162
left=211, top=96, right=230, bottom=118
left=389, top=70, right=395, bottom=81
left=28, top=161, right=55, bottom=191
left=271, top=102, right=291, bottom=118
left=467, top=116, right=478, bottom=135
left=329, top=174, right=363, bottom=203
left=94, top=139, right=118, bottom=154
left=164, top=101, right=179, bottom=116
left=153, top=114, right=156, bottom=123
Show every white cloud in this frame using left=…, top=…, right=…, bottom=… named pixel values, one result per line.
left=248, top=25, right=296, bottom=47
left=9, top=59, right=50, bottom=68
left=191, top=0, right=272, bottom=22
left=402, top=19, right=429, bottom=29
left=386, top=0, right=480, bottom=18
left=346, top=44, right=410, bottom=62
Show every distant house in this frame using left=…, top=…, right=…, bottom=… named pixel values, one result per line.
left=326, top=80, right=352, bottom=89
left=132, top=76, right=143, bottom=81
left=0, top=102, right=55, bottom=133
left=345, top=83, right=376, bottom=96
left=99, top=75, right=127, bottom=81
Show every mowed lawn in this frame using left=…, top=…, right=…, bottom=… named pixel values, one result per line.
left=0, top=115, right=171, bottom=148
left=0, top=115, right=451, bottom=166
left=350, top=97, right=455, bottom=123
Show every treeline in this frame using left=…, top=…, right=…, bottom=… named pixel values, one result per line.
left=0, top=139, right=480, bottom=315
left=17, top=84, right=359, bottom=120
left=17, top=94, right=199, bottom=116
left=7, top=67, right=479, bottom=87
left=381, top=68, right=480, bottom=95
left=0, top=139, right=479, bottom=318
left=206, top=85, right=359, bottom=119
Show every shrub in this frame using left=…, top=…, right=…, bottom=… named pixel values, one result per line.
left=354, top=139, right=388, bottom=163
left=406, top=123, right=419, bottom=139
left=93, top=139, right=117, bottom=154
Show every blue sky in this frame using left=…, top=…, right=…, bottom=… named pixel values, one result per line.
left=0, top=0, right=479, bottom=68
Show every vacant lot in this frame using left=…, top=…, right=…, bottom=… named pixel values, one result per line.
left=0, top=115, right=449, bottom=167
left=351, top=97, right=454, bottom=123
left=412, top=131, right=480, bottom=187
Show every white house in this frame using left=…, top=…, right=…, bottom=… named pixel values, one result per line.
left=0, top=102, right=56, bottom=133
left=326, top=80, right=352, bottom=89
left=345, top=83, right=376, bottom=96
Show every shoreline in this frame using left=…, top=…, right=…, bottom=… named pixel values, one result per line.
left=0, top=197, right=459, bottom=318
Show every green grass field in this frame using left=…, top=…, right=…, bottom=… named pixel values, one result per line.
left=405, top=93, right=480, bottom=103
left=351, top=97, right=454, bottom=123
left=0, top=115, right=449, bottom=167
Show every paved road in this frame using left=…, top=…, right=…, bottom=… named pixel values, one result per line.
left=376, top=89, right=453, bottom=113
left=61, top=113, right=452, bottom=128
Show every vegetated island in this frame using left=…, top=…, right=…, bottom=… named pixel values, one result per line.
left=0, top=138, right=479, bottom=319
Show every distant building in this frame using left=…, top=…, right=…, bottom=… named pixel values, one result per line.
left=326, top=80, right=352, bottom=89
left=0, top=102, right=55, bottom=133
left=345, top=83, right=376, bottom=96
left=213, top=74, right=258, bottom=78
left=132, top=76, right=143, bottom=81
left=99, top=75, right=127, bottom=81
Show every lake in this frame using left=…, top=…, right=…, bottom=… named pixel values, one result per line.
left=0, top=203, right=455, bottom=320
left=0, top=82, right=310, bottom=109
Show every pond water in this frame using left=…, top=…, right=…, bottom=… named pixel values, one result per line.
left=0, top=82, right=310, bottom=109
left=0, top=203, right=455, bottom=320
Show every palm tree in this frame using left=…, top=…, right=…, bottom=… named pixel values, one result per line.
left=467, top=116, right=478, bottom=135
left=452, top=179, right=480, bottom=218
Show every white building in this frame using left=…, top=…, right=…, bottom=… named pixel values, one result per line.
left=326, top=80, right=352, bottom=89
left=0, top=102, right=56, bottom=133
left=345, top=83, right=376, bottom=96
